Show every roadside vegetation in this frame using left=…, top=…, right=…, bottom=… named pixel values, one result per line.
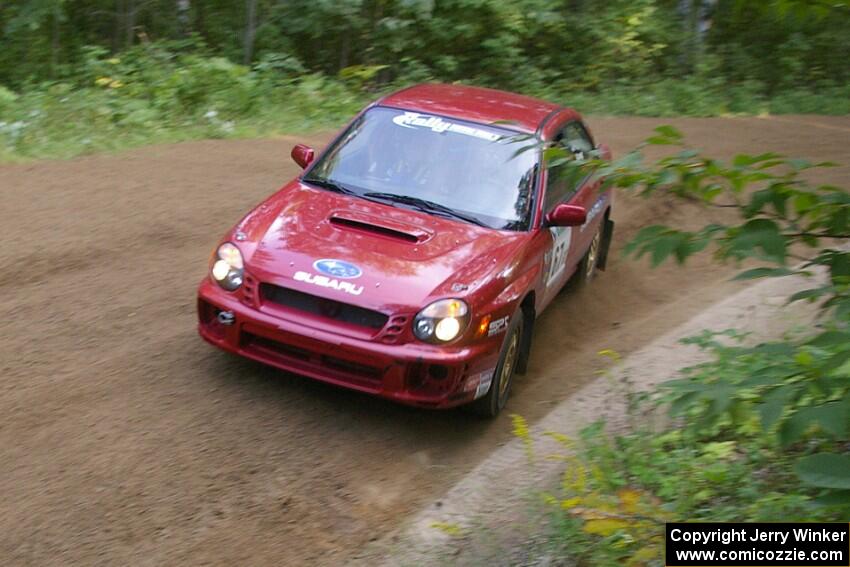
left=521, top=127, right=850, bottom=565
left=2, top=0, right=850, bottom=160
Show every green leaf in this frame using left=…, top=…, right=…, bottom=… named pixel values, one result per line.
left=623, top=225, right=682, bottom=265
left=669, top=391, right=700, bottom=416
left=726, top=219, right=787, bottom=264
left=813, top=490, right=850, bottom=507
left=706, top=385, right=736, bottom=415
left=647, top=125, right=682, bottom=145
left=788, top=158, right=813, bottom=170
left=829, top=253, right=850, bottom=281
left=779, top=412, right=809, bottom=446
left=807, top=331, right=850, bottom=347
left=759, top=386, right=795, bottom=429
left=820, top=349, right=850, bottom=373
left=733, top=267, right=796, bottom=280
left=743, top=189, right=775, bottom=218
left=739, top=368, right=785, bottom=387
left=788, top=287, right=827, bottom=303
left=795, top=453, right=850, bottom=489
left=793, top=402, right=848, bottom=438
left=733, top=152, right=783, bottom=168
left=649, top=233, right=681, bottom=265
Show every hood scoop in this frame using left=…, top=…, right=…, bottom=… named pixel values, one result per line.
left=329, top=212, right=432, bottom=244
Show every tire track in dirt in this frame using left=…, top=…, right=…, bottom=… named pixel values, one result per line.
left=2, top=117, right=848, bottom=565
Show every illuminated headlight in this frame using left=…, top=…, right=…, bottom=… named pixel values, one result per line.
left=210, top=242, right=244, bottom=291
left=413, top=299, right=470, bottom=343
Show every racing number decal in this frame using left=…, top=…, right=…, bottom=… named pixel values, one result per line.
left=545, top=226, right=572, bottom=288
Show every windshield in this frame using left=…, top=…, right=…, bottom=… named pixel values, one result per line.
left=304, top=107, right=538, bottom=230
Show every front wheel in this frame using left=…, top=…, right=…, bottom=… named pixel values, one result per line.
left=470, top=311, right=524, bottom=418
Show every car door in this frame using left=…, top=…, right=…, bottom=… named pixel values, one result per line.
left=540, top=120, right=601, bottom=301
left=560, top=121, right=605, bottom=267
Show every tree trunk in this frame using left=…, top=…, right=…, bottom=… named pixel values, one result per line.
left=177, top=0, right=191, bottom=36
left=195, top=0, right=206, bottom=41
left=113, top=0, right=124, bottom=51
left=243, top=0, right=258, bottom=65
left=50, top=1, right=61, bottom=78
left=678, top=0, right=702, bottom=71
left=126, top=0, right=136, bottom=47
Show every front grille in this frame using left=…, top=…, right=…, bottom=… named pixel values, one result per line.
left=260, top=283, right=389, bottom=330
left=243, top=332, right=382, bottom=382
left=248, top=334, right=311, bottom=361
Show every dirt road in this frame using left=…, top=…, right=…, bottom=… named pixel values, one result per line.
left=2, top=116, right=848, bottom=565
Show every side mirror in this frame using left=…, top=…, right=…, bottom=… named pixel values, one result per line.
left=291, top=144, right=315, bottom=169
left=546, top=204, right=587, bottom=227
left=595, top=143, right=612, bottom=160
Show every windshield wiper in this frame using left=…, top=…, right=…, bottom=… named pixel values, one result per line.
left=303, top=176, right=359, bottom=196
left=362, top=192, right=487, bottom=227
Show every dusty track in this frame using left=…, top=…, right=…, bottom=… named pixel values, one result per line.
left=2, top=116, right=849, bottom=565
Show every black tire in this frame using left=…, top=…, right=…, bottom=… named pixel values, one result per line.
left=469, top=311, right=524, bottom=418
left=574, top=224, right=603, bottom=289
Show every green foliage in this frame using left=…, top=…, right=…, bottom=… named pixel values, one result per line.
left=5, top=45, right=849, bottom=162
left=1, top=1, right=850, bottom=159
left=662, top=330, right=850, bottom=490
left=530, top=129, right=849, bottom=564
left=528, top=332, right=848, bottom=564
left=538, top=414, right=846, bottom=566
left=1, top=0, right=850, bottom=118
left=563, top=126, right=850, bottom=322
left=795, top=453, right=850, bottom=490
left=0, top=42, right=368, bottom=160
left=580, top=127, right=849, bottom=492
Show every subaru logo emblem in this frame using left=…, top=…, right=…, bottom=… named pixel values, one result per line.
left=313, top=259, right=362, bottom=279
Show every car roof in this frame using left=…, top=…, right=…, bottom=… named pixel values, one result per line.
left=378, top=83, right=563, bottom=134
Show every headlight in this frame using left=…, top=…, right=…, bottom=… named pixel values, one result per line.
left=210, top=242, right=244, bottom=291
left=413, top=299, right=470, bottom=343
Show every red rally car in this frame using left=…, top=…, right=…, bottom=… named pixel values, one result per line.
left=198, top=83, right=614, bottom=416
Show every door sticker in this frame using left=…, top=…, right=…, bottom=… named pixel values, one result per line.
left=581, top=196, right=606, bottom=232
left=545, top=226, right=572, bottom=288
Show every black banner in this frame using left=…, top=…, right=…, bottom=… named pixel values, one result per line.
left=666, top=523, right=849, bottom=566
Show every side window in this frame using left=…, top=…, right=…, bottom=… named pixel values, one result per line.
left=544, top=121, right=595, bottom=212
left=562, top=122, right=594, bottom=158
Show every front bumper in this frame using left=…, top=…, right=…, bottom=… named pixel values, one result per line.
left=197, top=279, right=501, bottom=408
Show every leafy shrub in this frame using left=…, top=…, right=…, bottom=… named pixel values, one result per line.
left=527, top=127, right=849, bottom=565
left=1, top=36, right=849, bottom=162
left=0, top=43, right=370, bottom=160
left=532, top=407, right=844, bottom=566
left=0, top=85, right=17, bottom=113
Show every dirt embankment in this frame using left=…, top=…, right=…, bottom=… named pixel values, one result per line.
left=2, top=116, right=848, bottom=565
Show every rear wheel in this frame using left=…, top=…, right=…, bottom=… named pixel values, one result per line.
left=470, top=311, right=524, bottom=417
left=575, top=225, right=602, bottom=288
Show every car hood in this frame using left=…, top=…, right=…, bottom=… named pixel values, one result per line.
left=232, top=181, right=528, bottom=312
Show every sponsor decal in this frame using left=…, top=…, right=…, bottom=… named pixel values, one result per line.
left=294, top=271, right=364, bottom=296
left=581, top=196, right=606, bottom=232
left=544, top=226, right=572, bottom=287
left=464, top=369, right=496, bottom=399
left=313, top=259, right=362, bottom=279
left=475, top=370, right=495, bottom=399
left=487, top=315, right=510, bottom=337
left=392, top=111, right=501, bottom=141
